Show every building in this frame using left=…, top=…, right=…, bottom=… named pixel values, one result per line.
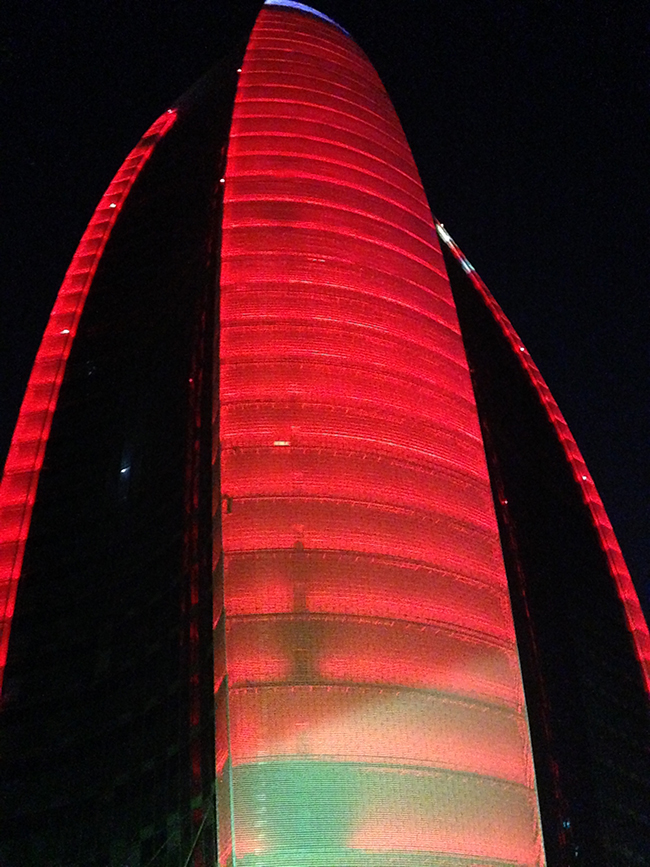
left=0, top=2, right=648, bottom=865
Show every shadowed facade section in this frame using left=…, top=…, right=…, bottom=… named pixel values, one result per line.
left=0, top=110, right=177, bottom=690
left=439, top=229, right=650, bottom=865
left=0, top=64, right=241, bottom=866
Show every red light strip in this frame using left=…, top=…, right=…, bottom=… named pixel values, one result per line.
left=0, top=109, right=177, bottom=693
left=437, top=223, right=650, bottom=696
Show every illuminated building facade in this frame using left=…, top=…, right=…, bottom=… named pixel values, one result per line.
left=0, top=2, right=648, bottom=865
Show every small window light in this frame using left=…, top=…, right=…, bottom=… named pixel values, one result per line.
left=120, top=467, right=129, bottom=474
left=273, top=440, right=290, bottom=446
left=219, top=178, right=225, bottom=184
left=582, top=475, right=587, bottom=481
left=109, top=202, right=117, bottom=208
left=61, top=329, right=70, bottom=334
left=237, top=68, right=242, bottom=73
left=519, top=346, right=525, bottom=352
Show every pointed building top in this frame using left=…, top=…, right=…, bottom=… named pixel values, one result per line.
left=263, top=0, right=350, bottom=35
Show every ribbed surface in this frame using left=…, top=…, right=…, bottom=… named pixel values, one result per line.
left=219, top=5, right=545, bottom=865
left=0, top=109, right=177, bottom=692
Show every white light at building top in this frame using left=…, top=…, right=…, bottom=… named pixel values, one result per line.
left=263, top=0, right=350, bottom=35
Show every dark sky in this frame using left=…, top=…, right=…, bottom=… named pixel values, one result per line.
left=2, top=1, right=648, bottom=611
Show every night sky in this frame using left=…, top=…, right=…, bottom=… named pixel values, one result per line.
left=2, top=1, right=648, bottom=612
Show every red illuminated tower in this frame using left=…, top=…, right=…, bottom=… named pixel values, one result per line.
left=0, top=3, right=648, bottom=865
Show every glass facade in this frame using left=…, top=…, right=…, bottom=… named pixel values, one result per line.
left=0, top=3, right=648, bottom=866
left=217, top=6, right=545, bottom=865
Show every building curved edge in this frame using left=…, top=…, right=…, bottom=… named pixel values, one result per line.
left=217, top=3, right=546, bottom=864
left=436, top=222, right=650, bottom=697
left=0, top=109, right=178, bottom=694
